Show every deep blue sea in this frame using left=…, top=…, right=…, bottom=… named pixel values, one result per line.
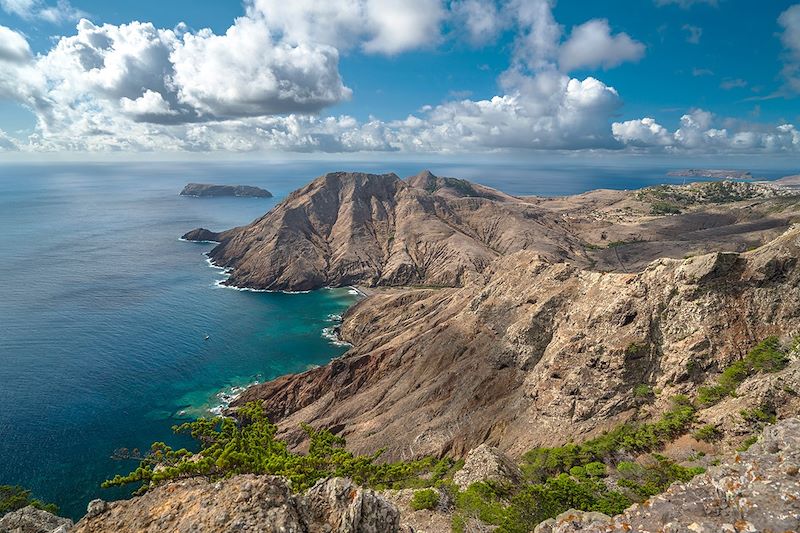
left=0, top=158, right=795, bottom=520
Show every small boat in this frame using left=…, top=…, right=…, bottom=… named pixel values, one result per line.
left=204, top=335, right=210, bottom=341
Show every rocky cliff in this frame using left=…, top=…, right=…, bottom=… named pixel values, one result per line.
left=215, top=172, right=800, bottom=458
left=186, top=171, right=799, bottom=291
left=233, top=223, right=800, bottom=459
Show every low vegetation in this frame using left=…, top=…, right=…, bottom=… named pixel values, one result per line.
left=104, top=336, right=791, bottom=532
left=697, top=336, right=790, bottom=406
left=0, top=485, right=58, bottom=517
left=410, top=488, right=439, bottom=511
left=104, top=401, right=457, bottom=496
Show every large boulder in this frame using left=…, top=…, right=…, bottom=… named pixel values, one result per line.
left=453, top=444, right=523, bottom=490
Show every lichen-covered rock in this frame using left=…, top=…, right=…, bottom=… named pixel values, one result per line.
left=297, top=477, right=400, bottom=532
left=72, top=475, right=399, bottom=533
left=0, top=506, right=73, bottom=533
left=534, top=418, right=800, bottom=532
left=453, top=444, right=523, bottom=490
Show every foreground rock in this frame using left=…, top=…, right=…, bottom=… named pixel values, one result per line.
left=72, top=476, right=398, bottom=533
left=0, top=506, right=72, bottom=533
left=180, top=183, right=272, bottom=198
left=534, top=417, right=800, bottom=532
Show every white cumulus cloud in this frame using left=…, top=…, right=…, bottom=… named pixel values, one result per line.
left=0, top=25, right=32, bottom=62
left=0, top=0, right=84, bottom=23
left=613, top=109, right=800, bottom=153
left=559, top=19, right=645, bottom=72
left=779, top=4, right=800, bottom=92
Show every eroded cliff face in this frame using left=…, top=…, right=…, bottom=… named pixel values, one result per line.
left=195, top=171, right=588, bottom=291
left=180, top=170, right=800, bottom=459
left=234, top=225, right=800, bottom=459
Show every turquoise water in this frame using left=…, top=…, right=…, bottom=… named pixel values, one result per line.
left=0, top=163, right=362, bottom=520
left=0, top=160, right=794, bottom=520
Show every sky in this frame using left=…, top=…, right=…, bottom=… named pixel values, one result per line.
left=0, top=0, right=799, bottom=158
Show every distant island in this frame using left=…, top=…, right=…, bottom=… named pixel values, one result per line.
left=180, top=183, right=272, bottom=198
left=667, top=169, right=753, bottom=180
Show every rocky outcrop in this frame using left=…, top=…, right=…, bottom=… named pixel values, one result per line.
left=180, top=183, right=272, bottom=198
left=180, top=227, right=222, bottom=242
left=72, top=475, right=398, bottom=533
left=233, top=224, right=800, bottom=459
left=0, top=506, right=72, bottom=533
left=534, top=417, right=800, bottom=533
left=453, top=444, right=523, bottom=490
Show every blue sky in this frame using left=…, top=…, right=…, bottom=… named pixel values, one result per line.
left=0, top=0, right=798, bottom=157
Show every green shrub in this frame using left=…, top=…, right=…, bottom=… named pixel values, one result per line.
left=521, top=396, right=695, bottom=483
left=740, top=406, right=776, bottom=426
left=737, top=435, right=759, bottom=451
left=693, top=424, right=722, bottom=443
left=410, top=488, right=439, bottom=511
left=650, top=201, right=682, bottom=215
left=497, top=474, right=631, bottom=533
left=453, top=482, right=509, bottom=525
left=696, top=337, right=789, bottom=407
left=0, top=486, right=58, bottom=517
left=104, top=401, right=445, bottom=495
left=633, top=384, right=654, bottom=399
left=697, top=385, right=728, bottom=406
left=615, top=454, right=704, bottom=500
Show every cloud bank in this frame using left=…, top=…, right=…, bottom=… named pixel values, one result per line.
left=0, top=0, right=797, bottom=154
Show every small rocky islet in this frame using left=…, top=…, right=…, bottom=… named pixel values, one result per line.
left=179, top=183, right=273, bottom=198
left=10, top=170, right=800, bottom=532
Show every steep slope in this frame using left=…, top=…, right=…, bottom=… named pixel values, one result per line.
left=185, top=171, right=589, bottom=291
left=234, top=224, right=800, bottom=459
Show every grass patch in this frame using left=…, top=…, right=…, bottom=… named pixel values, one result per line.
left=737, top=435, right=759, bottom=452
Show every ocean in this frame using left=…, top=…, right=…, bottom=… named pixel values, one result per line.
left=0, top=158, right=795, bottom=520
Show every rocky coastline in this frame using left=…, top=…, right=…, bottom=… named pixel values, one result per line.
left=21, top=169, right=798, bottom=533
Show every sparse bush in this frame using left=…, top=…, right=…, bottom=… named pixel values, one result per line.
left=410, top=488, right=439, bottom=511
left=696, top=337, right=789, bottom=407
left=615, top=455, right=704, bottom=500
left=740, top=406, right=776, bottom=426
left=737, top=435, right=759, bottom=451
left=693, top=424, right=722, bottom=443
left=633, top=384, right=654, bottom=399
